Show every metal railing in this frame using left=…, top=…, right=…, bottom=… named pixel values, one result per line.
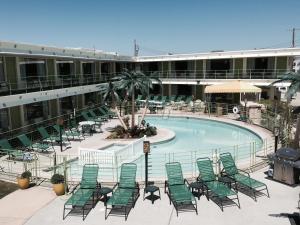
left=143, top=69, right=289, bottom=80
left=0, top=69, right=290, bottom=96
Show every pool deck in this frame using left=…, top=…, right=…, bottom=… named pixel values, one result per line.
left=0, top=113, right=297, bottom=225
left=16, top=169, right=299, bottom=225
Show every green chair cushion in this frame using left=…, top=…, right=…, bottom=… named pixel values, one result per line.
left=65, top=189, right=94, bottom=207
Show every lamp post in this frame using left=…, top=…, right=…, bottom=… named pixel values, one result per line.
left=57, top=118, right=64, bottom=152
left=143, top=140, right=150, bottom=187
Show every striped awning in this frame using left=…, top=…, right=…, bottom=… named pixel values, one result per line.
left=204, top=80, right=262, bottom=94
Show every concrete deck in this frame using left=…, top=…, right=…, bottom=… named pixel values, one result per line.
left=0, top=187, right=56, bottom=225
left=22, top=170, right=299, bottom=225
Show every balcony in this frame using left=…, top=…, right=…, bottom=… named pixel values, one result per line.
left=0, top=73, right=114, bottom=96
left=143, top=69, right=290, bottom=80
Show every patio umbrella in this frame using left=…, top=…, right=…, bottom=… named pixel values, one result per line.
left=204, top=80, right=262, bottom=102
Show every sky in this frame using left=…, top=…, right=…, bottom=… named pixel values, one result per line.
left=1, top=0, right=300, bottom=56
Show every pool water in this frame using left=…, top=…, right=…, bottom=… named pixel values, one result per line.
left=68, top=116, right=263, bottom=181
left=146, top=116, right=262, bottom=154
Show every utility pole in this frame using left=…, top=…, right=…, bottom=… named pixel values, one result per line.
left=289, top=28, right=300, bottom=47
left=134, top=39, right=139, bottom=57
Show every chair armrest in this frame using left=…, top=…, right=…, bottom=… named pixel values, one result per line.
left=184, top=179, right=190, bottom=186
left=111, top=182, right=119, bottom=192
left=238, top=169, right=251, bottom=177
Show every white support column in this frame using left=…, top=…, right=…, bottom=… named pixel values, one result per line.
left=20, top=105, right=25, bottom=126
left=203, top=59, right=207, bottom=78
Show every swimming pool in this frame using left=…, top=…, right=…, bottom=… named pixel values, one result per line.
left=67, top=116, right=263, bottom=181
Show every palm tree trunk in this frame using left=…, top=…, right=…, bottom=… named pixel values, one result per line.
left=131, top=88, right=135, bottom=128
left=293, top=116, right=300, bottom=149
left=114, top=106, right=128, bottom=130
left=111, top=94, right=127, bottom=130
left=139, top=98, right=148, bottom=127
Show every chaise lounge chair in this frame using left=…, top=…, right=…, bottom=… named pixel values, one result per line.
left=165, top=162, right=197, bottom=216
left=196, top=157, right=240, bottom=211
left=37, top=126, right=70, bottom=145
left=0, top=139, right=31, bottom=160
left=105, top=163, right=140, bottom=220
left=219, top=152, right=269, bottom=201
left=63, top=164, right=99, bottom=220
left=17, top=134, right=53, bottom=153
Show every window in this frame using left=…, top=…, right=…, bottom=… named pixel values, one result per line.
left=82, top=62, right=94, bottom=76
left=25, top=102, right=45, bottom=122
left=0, top=108, right=9, bottom=131
left=19, top=59, right=46, bottom=81
left=56, top=61, right=74, bottom=77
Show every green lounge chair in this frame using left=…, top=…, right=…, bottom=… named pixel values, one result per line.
left=169, top=95, right=177, bottom=102
left=97, top=107, right=113, bottom=119
left=152, top=95, right=160, bottom=101
left=165, top=162, right=197, bottom=216
left=101, top=106, right=117, bottom=118
left=53, top=124, right=84, bottom=141
left=196, top=157, right=240, bottom=211
left=17, top=134, right=53, bottom=153
left=219, top=152, right=269, bottom=201
left=185, top=96, right=193, bottom=104
left=79, top=164, right=99, bottom=189
left=0, top=139, right=27, bottom=160
left=88, top=109, right=108, bottom=121
left=37, top=126, right=70, bottom=145
left=63, top=188, right=96, bottom=221
left=63, top=164, right=99, bottom=220
left=81, top=111, right=102, bottom=126
left=105, top=163, right=140, bottom=220
left=160, top=96, right=167, bottom=104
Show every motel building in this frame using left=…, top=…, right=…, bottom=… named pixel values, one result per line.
left=0, top=40, right=300, bottom=133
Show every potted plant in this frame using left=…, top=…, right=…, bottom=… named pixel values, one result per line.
left=50, top=173, right=65, bottom=196
left=17, top=171, right=31, bottom=189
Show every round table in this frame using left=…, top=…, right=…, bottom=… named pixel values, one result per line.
left=79, top=121, right=96, bottom=135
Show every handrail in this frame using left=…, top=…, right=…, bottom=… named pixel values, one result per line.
left=0, top=69, right=291, bottom=96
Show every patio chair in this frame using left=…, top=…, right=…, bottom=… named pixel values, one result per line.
left=88, top=109, right=108, bottom=122
left=37, top=126, right=70, bottom=145
left=196, top=157, right=240, bottom=211
left=105, top=163, right=140, bottom=220
left=81, top=111, right=102, bottom=126
left=63, top=188, right=96, bottom=221
left=53, top=124, right=84, bottom=141
left=219, top=152, right=269, bottom=201
left=101, top=105, right=117, bottom=118
left=79, top=164, right=100, bottom=189
left=165, top=162, right=197, bottom=216
left=169, top=95, right=177, bottom=102
left=63, top=164, right=99, bottom=220
left=17, top=134, right=53, bottom=153
left=0, top=139, right=29, bottom=160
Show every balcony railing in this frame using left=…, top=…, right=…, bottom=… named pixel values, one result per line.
left=0, top=69, right=291, bottom=96
left=0, top=73, right=114, bottom=96
left=143, top=69, right=290, bottom=80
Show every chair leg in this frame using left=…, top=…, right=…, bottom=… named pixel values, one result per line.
left=63, top=205, right=65, bottom=220
left=237, top=194, right=241, bottom=209
left=266, top=186, right=270, bottom=198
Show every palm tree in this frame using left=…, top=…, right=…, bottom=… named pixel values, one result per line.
left=113, top=69, right=161, bottom=129
left=98, top=81, right=128, bottom=129
left=272, top=71, right=300, bottom=148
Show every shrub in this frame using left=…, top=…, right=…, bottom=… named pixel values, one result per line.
left=50, top=174, right=65, bottom=184
left=21, top=171, right=32, bottom=179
